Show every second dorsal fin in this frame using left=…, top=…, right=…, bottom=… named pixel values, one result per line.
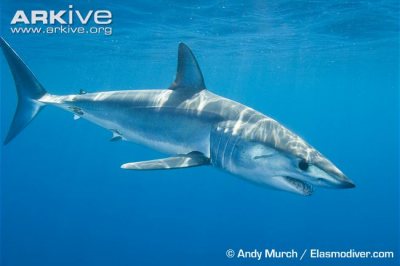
left=169, top=43, right=206, bottom=94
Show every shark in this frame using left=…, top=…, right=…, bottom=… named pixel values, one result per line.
left=0, top=38, right=355, bottom=196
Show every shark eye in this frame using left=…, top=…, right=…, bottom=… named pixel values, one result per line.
left=298, top=159, right=309, bottom=171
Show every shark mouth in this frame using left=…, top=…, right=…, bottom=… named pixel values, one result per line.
left=282, top=176, right=314, bottom=196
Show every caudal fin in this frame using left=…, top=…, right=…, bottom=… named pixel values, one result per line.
left=0, top=38, right=47, bottom=144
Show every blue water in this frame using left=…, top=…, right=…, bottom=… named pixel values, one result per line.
left=1, top=1, right=399, bottom=265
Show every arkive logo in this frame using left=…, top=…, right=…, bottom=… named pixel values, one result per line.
left=11, top=5, right=112, bottom=25
left=9, top=5, right=113, bottom=35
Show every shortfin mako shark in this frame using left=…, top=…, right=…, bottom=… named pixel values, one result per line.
left=0, top=38, right=355, bottom=196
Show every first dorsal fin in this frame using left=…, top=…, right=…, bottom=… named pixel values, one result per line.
left=169, top=43, right=206, bottom=93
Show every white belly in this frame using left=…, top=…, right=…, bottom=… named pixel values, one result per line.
left=79, top=107, right=213, bottom=156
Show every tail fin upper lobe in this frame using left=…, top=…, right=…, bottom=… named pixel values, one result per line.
left=0, top=38, right=47, bottom=144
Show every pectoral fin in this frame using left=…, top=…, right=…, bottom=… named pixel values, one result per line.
left=121, top=151, right=210, bottom=170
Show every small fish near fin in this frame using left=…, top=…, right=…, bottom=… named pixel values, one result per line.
left=169, top=43, right=206, bottom=94
left=121, top=151, right=210, bottom=170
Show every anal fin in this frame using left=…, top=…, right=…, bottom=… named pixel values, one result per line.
left=110, top=129, right=125, bottom=142
left=121, top=151, right=210, bottom=170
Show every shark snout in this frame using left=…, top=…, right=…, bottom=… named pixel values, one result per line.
left=322, top=170, right=356, bottom=189
left=335, top=175, right=356, bottom=188
left=314, top=173, right=356, bottom=189
left=309, top=160, right=356, bottom=189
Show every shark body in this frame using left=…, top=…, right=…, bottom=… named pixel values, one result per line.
left=1, top=38, right=355, bottom=195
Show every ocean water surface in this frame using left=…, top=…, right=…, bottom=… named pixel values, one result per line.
left=1, top=0, right=399, bottom=265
